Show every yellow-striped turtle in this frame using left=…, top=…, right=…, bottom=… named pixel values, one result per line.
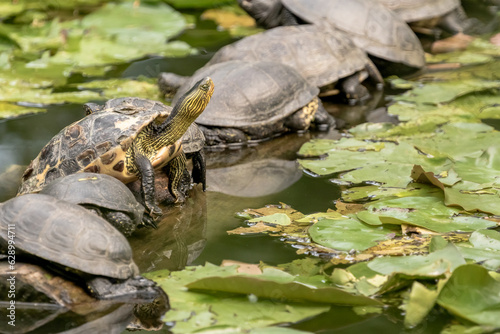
left=17, top=77, right=214, bottom=218
left=84, top=97, right=207, bottom=192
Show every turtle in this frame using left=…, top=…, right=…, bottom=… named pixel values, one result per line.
left=0, top=193, right=160, bottom=301
left=39, top=173, right=155, bottom=236
left=377, top=0, right=481, bottom=36
left=237, top=0, right=426, bottom=75
left=161, top=25, right=383, bottom=104
left=167, top=61, right=334, bottom=148
left=17, top=77, right=214, bottom=219
left=83, top=97, right=207, bottom=192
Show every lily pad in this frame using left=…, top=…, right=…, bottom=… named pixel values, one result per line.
left=146, top=264, right=330, bottom=333
left=309, top=218, right=397, bottom=252
left=437, top=264, right=500, bottom=327
left=187, top=267, right=382, bottom=306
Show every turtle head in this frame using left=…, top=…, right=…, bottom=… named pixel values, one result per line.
left=174, top=76, right=214, bottom=120
left=83, top=102, right=103, bottom=116
left=238, top=0, right=283, bottom=28
left=154, top=77, right=214, bottom=147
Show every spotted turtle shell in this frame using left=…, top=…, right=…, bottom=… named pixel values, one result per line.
left=39, top=173, right=144, bottom=225
left=207, top=25, right=374, bottom=88
left=172, top=61, right=319, bottom=129
left=377, top=0, right=459, bottom=22
left=0, top=194, right=138, bottom=279
left=17, top=98, right=184, bottom=195
left=281, top=0, right=425, bottom=68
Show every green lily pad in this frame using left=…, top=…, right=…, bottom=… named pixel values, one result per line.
left=187, top=267, right=382, bottom=306
left=0, top=102, right=44, bottom=119
left=163, top=0, right=235, bottom=9
left=437, top=264, right=500, bottom=327
left=404, top=281, right=440, bottom=328
left=146, top=264, right=330, bottom=333
left=308, top=218, right=397, bottom=252
left=364, top=195, right=494, bottom=233
left=249, top=213, right=292, bottom=226
left=392, top=80, right=500, bottom=106
left=367, top=243, right=465, bottom=276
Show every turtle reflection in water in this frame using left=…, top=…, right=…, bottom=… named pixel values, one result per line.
left=40, top=173, right=154, bottom=236
left=161, top=61, right=334, bottom=148
left=206, top=159, right=302, bottom=198
left=0, top=194, right=159, bottom=301
left=162, top=25, right=383, bottom=104
left=238, top=0, right=425, bottom=75
left=18, top=77, right=215, bottom=219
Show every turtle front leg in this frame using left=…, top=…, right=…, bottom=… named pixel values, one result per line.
left=134, top=152, right=163, bottom=219
left=163, top=152, right=189, bottom=203
left=190, top=151, right=206, bottom=191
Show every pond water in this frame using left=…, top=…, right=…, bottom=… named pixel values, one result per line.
left=0, top=4, right=496, bottom=334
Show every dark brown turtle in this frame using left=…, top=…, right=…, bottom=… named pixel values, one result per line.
left=0, top=194, right=159, bottom=301
left=377, top=0, right=481, bottom=35
left=238, top=0, right=426, bottom=75
left=39, top=173, right=154, bottom=236
left=162, top=25, right=383, bottom=103
left=168, top=61, right=334, bottom=148
left=17, top=78, right=214, bottom=218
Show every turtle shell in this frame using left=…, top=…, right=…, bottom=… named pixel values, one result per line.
left=17, top=98, right=183, bottom=195
left=0, top=194, right=139, bottom=279
left=281, top=0, right=425, bottom=68
left=39, top=173, right=144, bottom=225
left=207, top=25, right=372, bottom=89
left=172, top=61, right=319, bottom=129
left=377, top=0, right=459, bottom=22
left=95, top=97, right=205, bottom=154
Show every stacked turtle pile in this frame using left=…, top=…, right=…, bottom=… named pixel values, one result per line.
left=158, top=0, right=489, bottom=149
left=0, top=77, right=214, bottom=321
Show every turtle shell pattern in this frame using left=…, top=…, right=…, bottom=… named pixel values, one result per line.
left=0, top=194, right=138, bottom=279
left=207, top=25, right=371, bottom=88
left=172, top=60, right=319, bottom=129
left=377, top=0, right=459, bottom=22
left=97, top=97, right=205, bottom=154
left=282, top=0, right=425, bottom=68
left=18, top=98, right=183, bottom=195
left=39, top=173, right=144, bottom=222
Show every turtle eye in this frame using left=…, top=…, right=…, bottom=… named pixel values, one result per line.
left=201, top=83, right=209, bottom=90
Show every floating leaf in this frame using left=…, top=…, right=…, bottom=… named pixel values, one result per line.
left=308, top=218, right=397, bottom=252
left=146, top=264, right=330, bottom=333
left=187, top=267, right=382, bottom=306
left=249, top=213, right=292, bottom=226
left=437, top=264, right=500, bottom=327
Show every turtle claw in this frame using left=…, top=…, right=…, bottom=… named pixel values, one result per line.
left=142, top=214, right=158, bottom=229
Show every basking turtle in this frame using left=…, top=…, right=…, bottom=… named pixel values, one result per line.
left=238, top=0, right=425, bottom=75
left=377, top=0, right=480, bottom=35
left=168, top=61, right=334, bottom=148
left=39, top=173, right=154, bottom=236
left=162, top=25, right=383, bottom=103
left=17, top=77, right=214, bottom=218
left=0, top=194, right=159, bottom=301
left=84, top=97, right=207, bottom=192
